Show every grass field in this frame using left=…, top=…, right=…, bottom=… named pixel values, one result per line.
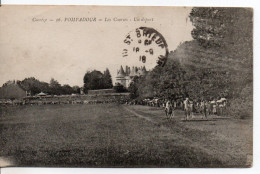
left=0, top=104, right=252, bottom=167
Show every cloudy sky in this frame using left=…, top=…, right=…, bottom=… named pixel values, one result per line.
left=0, top=6, right=193, bottom=87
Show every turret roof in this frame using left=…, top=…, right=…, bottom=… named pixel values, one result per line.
left=116, top=65, right=126, bottom=78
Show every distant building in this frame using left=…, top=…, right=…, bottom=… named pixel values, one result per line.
left=116, top=65, right=148, bottom=88
left=0, top=81, right=29, bottom=99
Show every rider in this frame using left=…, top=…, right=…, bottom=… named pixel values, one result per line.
left=165, top=100, right=173, bottom=118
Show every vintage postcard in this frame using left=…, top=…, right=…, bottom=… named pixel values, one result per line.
left=0, top=6, right=253, bottom=167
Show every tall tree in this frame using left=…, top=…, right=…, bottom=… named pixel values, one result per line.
left=83, top=70, right=105, bottom=93
left=188, top=7, right=253, bottom=98
left=72, top=85, right=81, bottom=94
left=49, top=78, right=62, bottom=95
left=128, top=76, right=140, bottom=99
left=103, top=68, right=113, bottom=89
left=136, top=58, right=186, bottom=100
left=20, top=77, right=41, bottom=95
left=61, top=84, right=74, bottom=95
left=133, top=7, right=253, bottom=111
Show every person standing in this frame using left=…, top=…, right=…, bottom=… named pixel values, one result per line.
left=202, top=100, right=208, bottom=119
left=183, top=98, right=190, bottom=120
left=165, top=100, right=173, bottom=119
left=190, top=100, right=194, bottom=119
left=212, top=100, right=217, bottom=115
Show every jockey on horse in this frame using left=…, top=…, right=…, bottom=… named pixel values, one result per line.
left=165, top=100, right=174, bottom=119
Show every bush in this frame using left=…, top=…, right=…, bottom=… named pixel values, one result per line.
left=227, top=84, right=253, bottom=119
left=113, top=83, right=127, bottom=93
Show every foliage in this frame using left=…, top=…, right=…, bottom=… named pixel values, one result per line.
left=83, top=70, right=104, bottom=93
left=72, top=86, right=81, bottom=94
left=2, top=77, right=80, bottom=96
left=128, top=76, right=141, bottom=99
left=189, top=8, right=253, bottom=49
left=83, top=69, right=113, bottom=93
left=113, top=83, right=127, bottom=93
left=49, top=78, right=62, bottom=95
left=135, top=59, right=186, bottom=100
left=130, top=7, right=253, bottom=118
left=61, top=84, right=75, bottom=95
left=19, top=77, right=44, bottom=95
left=226, top=83, right=253, bottom=119
left=103, top=68, right=113, bottom=89
left=2, top=69, right=113, bottom=96
left=187, top=8, right=252, bottom=101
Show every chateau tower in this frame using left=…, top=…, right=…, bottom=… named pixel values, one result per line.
left=116, top=65, right=148, bottom=88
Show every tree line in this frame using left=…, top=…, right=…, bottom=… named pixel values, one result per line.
left=2, top=77, right=81, bottom=96
left=2, top=68, right=114, bottom=96
left=128, top=8, right=253, bottom=118
left=83, top=68, right=113, bottom=93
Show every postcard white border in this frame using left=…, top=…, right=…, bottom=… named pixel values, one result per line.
left=1, top=0, right=259, bottom=174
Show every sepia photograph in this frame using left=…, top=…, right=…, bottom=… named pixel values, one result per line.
left=0, top=5, right=253, bottom=168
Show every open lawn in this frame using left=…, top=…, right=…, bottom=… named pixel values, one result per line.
left=0, top=104, right=252, bottom=167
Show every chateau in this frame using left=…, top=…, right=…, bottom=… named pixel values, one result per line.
left=116, top=65, right=148, bottom=88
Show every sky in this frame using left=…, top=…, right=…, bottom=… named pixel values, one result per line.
left=0, top=6, right=194, bottom=87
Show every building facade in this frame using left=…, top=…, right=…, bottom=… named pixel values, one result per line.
left=115, top=65, right=148, bottom=88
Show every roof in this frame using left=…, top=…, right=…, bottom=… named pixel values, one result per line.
left=129, top=66, right=137, bottom=77
left=117, top=65, right=148, bottom=78
left=37, top=92, right=47, bottom=96
left=116, top=66, right=126, bottom=78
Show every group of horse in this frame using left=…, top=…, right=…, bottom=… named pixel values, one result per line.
left=127, top=97, right=228, bottom=120
left=164, top=98, right=228, bottom=120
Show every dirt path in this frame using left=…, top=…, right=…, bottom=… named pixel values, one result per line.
left=123, top=106, right=157, bottom=124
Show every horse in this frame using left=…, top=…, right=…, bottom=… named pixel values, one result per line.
left=165, top=101, right=174, bottom=120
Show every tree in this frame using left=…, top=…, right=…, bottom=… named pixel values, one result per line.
left=83, top=68, right=114, bottom=93
left=83, top=70, right=105, bottom=93
left=20, top=77, right=42, bottom=95
left=49, top=78, right=62, bottom=95
left=113, top=83, right=127, bottom=93
left=136, top=7, right=252, bottom=117
left=188, top=8, right=253, bottom=99
left=132, top=7, right=252, bottom=109
left=128, top=76, right=140, bottom=99
left=103, top=68, right=113, bottom=89
left=189, top=8, right=253, bottom=51
left=72, top=85, right=81, bottom=94
left=3, top=77, right=78, bottom=96
left=38, top=81, right=50, bottom=94
left=189, top=8, right=227, bottom=48
left=2, top=80, right=15, bottom=87
left=136, top=59, right=186, bottom=100
left=61, top=84, right=74, bottom=95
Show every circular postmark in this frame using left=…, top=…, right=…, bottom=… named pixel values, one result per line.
left=122, top=27, right=168, bottom=68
